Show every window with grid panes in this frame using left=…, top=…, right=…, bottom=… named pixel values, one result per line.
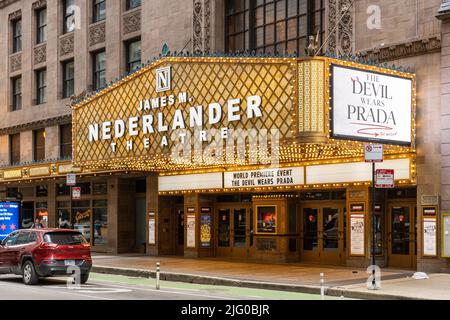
left=225, top=0, right=324, bottom=55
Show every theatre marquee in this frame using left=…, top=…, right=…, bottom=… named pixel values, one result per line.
left=72, top=56, right=416, bottom=173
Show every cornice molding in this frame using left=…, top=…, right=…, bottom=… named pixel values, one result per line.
left=0, top=114, right=72, bottom=136
left=8, top=8, right=21, bottom=20
left=356, top=36, right=441, bottom=62
left=0, top=0, right=19, bottom=9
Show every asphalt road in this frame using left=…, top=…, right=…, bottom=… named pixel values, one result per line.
left=0, top=272, right=346, bottom=300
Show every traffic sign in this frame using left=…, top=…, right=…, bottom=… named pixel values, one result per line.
left=364, top=144, right=383, bottom=163
left=375, top=169, right=394, bottom=188
left=66, top=174, right=76, bottom=186
left=72, top=186, right=81, bottom=199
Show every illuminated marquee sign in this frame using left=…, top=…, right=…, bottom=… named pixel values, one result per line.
left=73, top=57, right=294, bottom=170
left=72, top=57, right=415, bottom=172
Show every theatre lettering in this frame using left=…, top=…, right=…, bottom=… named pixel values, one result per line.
left=87, top=91, right=263, bottom=151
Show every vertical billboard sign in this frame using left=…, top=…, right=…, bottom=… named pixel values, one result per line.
left=187, top=215, right=196, bottom=248
left=423, top=207, right=437, bottom=257
left=331, top=65, right=413, bottom=145
left=0, top=202, right=20, bottom=241
left=200, top=209, right=212, bottom=248
left=350, top=213, right=365, bottom=256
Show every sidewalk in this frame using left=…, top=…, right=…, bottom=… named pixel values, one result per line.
left=91, top=254, right=448, bottom=300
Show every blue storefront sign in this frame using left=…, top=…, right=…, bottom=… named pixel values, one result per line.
left=0, top=202, right=20, bottom=241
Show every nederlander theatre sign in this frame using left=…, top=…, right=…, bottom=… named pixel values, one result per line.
left=72, top=56, right=416, bottom=191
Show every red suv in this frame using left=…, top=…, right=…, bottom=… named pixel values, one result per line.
left=0, top=229, right=92, bottom=285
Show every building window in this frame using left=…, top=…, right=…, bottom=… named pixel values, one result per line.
left=36, top=8, right=47, bottom=44
left=63, top=0, right=76, bottom=33
left=12, top=19, right=22, bottom=53
left=93, top=0, right=106, bottom=23
left=63, top=60, right=75, bottom=98
left=9, top=133, right=20, bottom=165
left=60, top=124, right=72, bottom=158
left=33, top=129, right=46, bottom=162
left=126, top=0, right=141, bottom=10
left=93, top=50, right=106, bottom=90
left=225, top=0, right=324, bottom=55
left=36, top=185, right=48, bottom=197
left=126, top=39, right=141, bottom=73
left=11, top=76, right=22, bottom=111
left=36, top=69, right=47, bottom=104
left=36, top=202, right=48, bottom=228
left=93, top=199, right=108, bottom=245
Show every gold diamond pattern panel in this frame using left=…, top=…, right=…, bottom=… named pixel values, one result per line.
left=73, top=57, right=296, bottom=171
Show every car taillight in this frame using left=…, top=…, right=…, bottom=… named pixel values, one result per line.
left=39, top=242, right=58, bottom=249
left=82, top=243, right=90, bottom=248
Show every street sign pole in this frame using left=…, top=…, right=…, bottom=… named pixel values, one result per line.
left=371, top=162, right=376, bottom=289
left=364, top=144, right=383, bottom=290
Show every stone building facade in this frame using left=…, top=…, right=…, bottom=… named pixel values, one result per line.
left=0, top=0, right=449, bottom=272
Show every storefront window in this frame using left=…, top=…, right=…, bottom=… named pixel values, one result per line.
left=21, top=202, right=34, bottom=228
left=58, top=208, right=71, bottom=228
left=72, top=206, right=91, bottom=242
left=57, top=183, right=70, bottom=196
left=36, top=185, right=48, bottom=197
left=78, top=182, right=92, bottom=195
left=93, top=200, right=107, bottom=246
left=256, top=205, right=277, bottom=233
left=93, top=182, right=107, bottom=195
left=36, top=202, right=48, bottom=228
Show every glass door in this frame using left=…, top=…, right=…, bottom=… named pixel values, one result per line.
left=388, top=204, right=416, bottom=268
left=301, top=204, right=345, bottom=265
left=321, top=207, right=340, bottom=264
left=217, top=208, right=231, bottom=255
left=216, top=206, right=251, bottom=257
left=302, top=208, right=319, bottom=263
left=233, top=208, right=247, bottom=255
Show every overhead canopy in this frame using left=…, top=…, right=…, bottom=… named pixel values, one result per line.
left=72, top=56, right=415, bottom=172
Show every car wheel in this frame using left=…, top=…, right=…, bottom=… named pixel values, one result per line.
left=80, top=273, right=89, bottom=284
left=22, top=261, right=39, bottom=285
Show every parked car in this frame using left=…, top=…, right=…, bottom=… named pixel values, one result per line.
left=0, top=229, right=92, bottom=285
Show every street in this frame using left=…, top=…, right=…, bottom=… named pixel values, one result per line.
left=0, top=273, right=347, bottom=300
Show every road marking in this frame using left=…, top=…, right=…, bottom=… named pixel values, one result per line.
left=52, top=285, right=132, bottom=294
left=0, top=279, right=113, bottom=300
left=88, top=279, right=240, bottom=300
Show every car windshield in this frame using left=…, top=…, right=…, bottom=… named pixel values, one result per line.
left=43, top=232, right=87, bottom=245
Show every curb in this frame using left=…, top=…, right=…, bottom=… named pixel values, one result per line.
left=326, top=288, right=424, bottom=300
left=92, top=265, right=425, bottom=300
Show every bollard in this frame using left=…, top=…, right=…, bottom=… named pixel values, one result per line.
left=156, top=262, right=160, bottom=290
left=320, top=273, right=324, bottom=300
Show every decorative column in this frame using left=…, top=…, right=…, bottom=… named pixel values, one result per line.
left=192, top=0, right=211, bottom=55
left=327, top=0, right=354, bottom=55
left=146, top=174, right=159, bottom=256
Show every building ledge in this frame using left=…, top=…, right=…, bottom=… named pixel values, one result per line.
left=0, top=114, right=71, bottom=136
left=437, top=1, right=450, bottom=20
